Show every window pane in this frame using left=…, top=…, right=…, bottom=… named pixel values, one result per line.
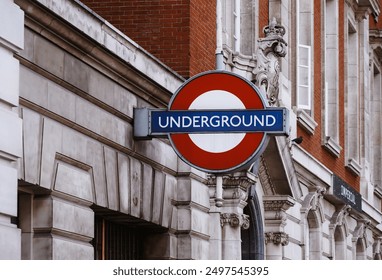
left=298, top=85, right=310, bottom=108
left=298, top=66, right=309, bottom=86
left=297, top=45, right=311, bottom=110
left=299, top=45, right=310, bottom=66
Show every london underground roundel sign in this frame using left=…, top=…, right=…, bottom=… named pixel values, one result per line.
left=133, top=70, right=289, bottom=174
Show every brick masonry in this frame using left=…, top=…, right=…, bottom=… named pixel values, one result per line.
left=81, top=0, right=216, bottom=78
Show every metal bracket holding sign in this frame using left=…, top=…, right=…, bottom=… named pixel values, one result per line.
left=134, top=70, right=289, bottom=175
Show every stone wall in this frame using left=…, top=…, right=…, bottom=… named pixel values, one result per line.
left=0, top=0, right=24, bottom=260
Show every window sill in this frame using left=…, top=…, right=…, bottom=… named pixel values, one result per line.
left=374, top=185, right=382, bottom=199
left=323, top=136, right=342, bottom=158
left=346, top=158, right=361, bottom=176
left=297, top=109, right=317, bottom=135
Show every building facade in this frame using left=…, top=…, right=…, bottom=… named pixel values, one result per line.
left=0, top=0, right=382, bottom=260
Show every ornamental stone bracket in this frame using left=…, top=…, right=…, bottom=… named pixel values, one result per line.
left=263, top=195, right=295, bottom=232
left=208, top=171, right=256, bottom=211
left=262, top=195, right=294, bottom=260
left=264, top=231, right=289, bottom=246
left=300, top=186, right=326, bottom=223
left=352, top=219, right=371, bottom=245
left=373, top=237, right=382, bottom=259
left=329, top=204, right=352, bottom=237
left=252, top=18, right=287, bottom=107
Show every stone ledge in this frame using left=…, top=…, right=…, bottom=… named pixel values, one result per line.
left=296, top=109, right=318, bottom=135
left=323, top=136, right=342, bottom=158
left=346, top=158, right=362, bottom=176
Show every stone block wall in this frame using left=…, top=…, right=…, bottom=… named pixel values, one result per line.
left=0, top=0, right=24, bottom=260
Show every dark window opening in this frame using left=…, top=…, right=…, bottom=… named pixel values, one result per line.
left=241, top=188, right=264, bottom=260
left=92, top=208, right=167, bottom=260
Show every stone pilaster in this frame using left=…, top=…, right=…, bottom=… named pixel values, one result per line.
left=373, top=237, right=382, bottom=259
left=263, top=195, right=294, bottom=260
left=0, top=0, right=24, bottom=260
left=208, top=171, right=256, bottom=260
left=30, top=194, right=94, bottom=259
left=174, top=168, right=211, bottom=259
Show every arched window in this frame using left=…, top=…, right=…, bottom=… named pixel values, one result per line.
left=306, top=210, right=322, bottom=260
left=329, top=205, right=351, bottom=259
left=300, top=187, right=325, bottom=260
left=241, top=188, right=264, bottom=259
left=356, top=238, right=366, bottom=260
left=334, top=225, right=346, bottom=259
left=352, top=219, right=370, bottom=260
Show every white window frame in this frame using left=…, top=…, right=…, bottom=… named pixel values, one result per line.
left=297, top=44, right=312, bottom=110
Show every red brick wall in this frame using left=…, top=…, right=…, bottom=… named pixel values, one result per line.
left=189, top=0, right=216, bottom=77
left=296, top=0, right=359, bottom=190
left=259, top=0, right=269, bottom=37
left=81, top=0, right=215, bottom=78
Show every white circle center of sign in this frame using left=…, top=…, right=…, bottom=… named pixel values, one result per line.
left=188, top=90, right=246, bottom=153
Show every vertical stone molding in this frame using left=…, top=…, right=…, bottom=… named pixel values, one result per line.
left=0, top=0, right=24, bottom=260
left=263, top=195, right=294, bottom=260
left=208, top=171, right=256, bottom=259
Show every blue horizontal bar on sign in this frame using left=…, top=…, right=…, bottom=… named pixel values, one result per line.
left=150, top=108, right=288, bottom=135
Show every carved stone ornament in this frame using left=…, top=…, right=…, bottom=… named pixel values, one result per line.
left=301, top=186, right=326, bottom=220
left=263, top=199, right=295, bottom=212
left=330, top=205, right=352, bottom=227
left=373, top=237, right=382, bottom=259
left=253, top=18, right=287, bottom=106
left=220, top=213, right=250, bottom=229
left=207, top=172, right=256, bottom=190
left=352, top=219, right=371, bottom=244
left=263, top=195, right=295, bottom=225
left=264, top=231, right=289, bottom=246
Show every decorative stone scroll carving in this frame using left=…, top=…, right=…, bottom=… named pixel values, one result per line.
left=253, top=18, right=287, bottom=106
left=220, top=213, right=250, bottom=229
left=329, top=204, right=352, bottom=237
left=300, top=186, right=326, bottom=223
left=352, top=219, right=371, bottom=245
left=257, top=156, right=277, bottom=195
left=264, top=232, right=289, bottom=246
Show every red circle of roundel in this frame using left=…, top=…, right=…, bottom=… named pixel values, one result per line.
left=169, top=70, right=267, bottom=173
